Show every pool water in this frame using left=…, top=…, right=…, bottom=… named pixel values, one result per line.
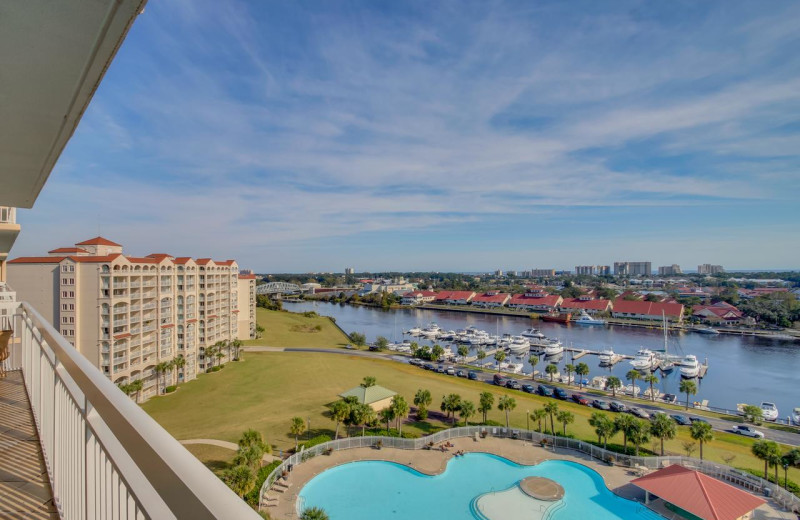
left=298, top=454, right=665, bottom=520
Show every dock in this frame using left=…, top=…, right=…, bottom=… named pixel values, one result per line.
left=564, top=346, right=632, bottom=365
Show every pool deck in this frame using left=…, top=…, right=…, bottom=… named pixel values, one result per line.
left=263, top=437, right=795, bottom=519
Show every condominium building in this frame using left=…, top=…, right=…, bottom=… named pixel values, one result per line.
left=613, top=261, right=652, bottom=276
left=345, top=267, right=355, bottom=275
left=8, top=237, right=255, bottom=400
left=530, top=268, right=556, bottom=277
left=698, top=264, right=724, bottom=275
left=658, top=264, right=683, bottom=276
left=575, top=265, right=596, bottom=275
left=596, top=265, right=611, bottom=276
left=237, top=273, right=257, bottom=339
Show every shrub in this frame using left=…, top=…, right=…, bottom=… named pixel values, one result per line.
left=243, top=460, right=281, bottom=507
left=211, top=366, right=221, bottom=372
left=164, top=385, right=177, bottom=393
left=739, top=468, right=800, bottom=497
left=299, top=434, right=332, bottom=450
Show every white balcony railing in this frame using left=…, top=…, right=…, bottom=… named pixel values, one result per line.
left=2, top=300, right=260, bottom=519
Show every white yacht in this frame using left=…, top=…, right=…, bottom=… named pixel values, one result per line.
left=598, top=348, right=616, bottom=365
left=692, top=326, right=720, bottom=335
left=630, top=349, right=657, bottom=370
left=760, top=402, right=779, bottom=421
left=792, top=407, right=800, bottom=426
left=543, top=340, right=564, bottom=356
left=520, top=328, right=545, bottom=339
left=406, top=326, right=421, bottom=335
left=574, top=311, right=605, bottom=326
left=507, top=336, right=530, bottom=355
left=499, top=362, right=524, bottom=374
left=419, top=323, right=442, bottom=338
left=679, top=355, right=700, bottom=378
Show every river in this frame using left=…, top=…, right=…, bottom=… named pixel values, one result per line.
left=284, top=301, right=800, bottom=418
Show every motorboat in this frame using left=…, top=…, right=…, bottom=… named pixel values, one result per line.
left=624, top=384, right=641, bottom=397
left=498, top=362, right=524, bottom=374
left=520, top=328, right=545, bottom=339
left=679, top=355, right=700, bottom=378
left=692, top=326, right=720, bottom=335
left=760, top=402, right=779, bottom=421
left=598, top=348, right=616, bottom=365
left=543, top=340, right=564, bottom=356
left=574, top=311, right=605, bottom=326
left=630, top=349, right=657, bottom=370
left=508, top=338, right=530, bottom=355
left=419, top=323, right=442, bottom=338
left=406, top=327, right=421, bottom=335
left=590, top=376, right=608, bottom=390
left=792, top=407, right=800, bottom=426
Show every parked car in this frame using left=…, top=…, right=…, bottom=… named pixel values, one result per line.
left=345, top=344, right=356, bottom=350
left=571, top=394, right=590, bottom=406
left=436, top=365, right=445, bottom=373
left=468, top=371, right=479, bottom=380
left=689, top=416, right=710, bottom=425
left=456, top=370, right=467, bottom=378
left=446, top=366, right=456, bottom=375
left=662, top=393, right=678, bottom=404
left=504, top=379, right=520, bottom=390
left=629, top=407, right=650, bottom=419
left=424, top=363, right=435, bottom=370
left=408, top=358, right=421, bottom=366
left=553, top=387, right=568, bottom=400
left=493, top=373, right=507, bottom=385
left=522, top=384, right=536, bottom=394
left=732, top=425, right=765, bottom=438
left=670, top=414, right=691, bottom=426
left=592, top=399, right=610, bottom=411
left=609, top=401, right=627, bottom=413
left=537, top=385, right=554, bottom=397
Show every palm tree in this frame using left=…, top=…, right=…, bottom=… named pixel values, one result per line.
left=526, top=355, right=538, bottom=380
left=614, top=413, right=637, bottom=453
left=459, top=400, right=476, bottom=426
left=300, top=507, right=330, bottom=520
left=238, top=428, right=268, bottom=452
left=441, top=394, right=462, bottom=424
left=780, top=448, right=800, bottom=489
left=391, top=395, right=409, bottom=434
left=290, top=416, right=306, bottom=451
left=498, top=395, right=516, bottom=428
left=543, top=401, right=559, bottom=435
left=494, top=350, right=506, bottom=369
left=564, top=364, right=575, bottom=385
left=752, top=440, right=780, bottom=480
left=643, top=374, right=659, bottom=402
left=361, top=376, right=377, bottom=388
left=414, top=389, right=432, bottom=420
left=767, top=442, right=783, bottom=484
left=223, top=465, right=256, bottom=498
left=545, top=363, right=558, bottom=382
left=431, top=344, right=444, bottom=361
left=689, top=421, right=713, bottom=460
left=557, top=410, right=575, bottom=436
left=129, top=379, right=143, bottom=403
left=255, top=324, right=265, bottom=339
left=589, top=412, right=614, bottom=450
left=575, top=363, right=590, bottom=389
left=650, top=414, right=677, bottom=456
left=531, top=408, right=547, bottom=433
left=155, top=361, right=170, bottom=394
left=330, top=400, right=351, bottom=439
left=203, top=345, right=216, bottom=369
left=477, top=349, right=487, bottom=364
left=607, top=376, right=622, bottom=397
left=231, top=339, right=243, bottom=360
left=234, top=444, right=264, bottom=471
left=679, top=379, right=697, bottom=410
left=478, top=392, right=494, bottom=423
left=625, top=369, right=640, bottom=396
left=173, top=356, right=186, bottom=384
left=361, top=406, right=377, bottom=436
left=628, top=420, right=650, bottom=456
left=379, top=407, right=396, bottom=433
left=457, top=345, right=469, bottom=360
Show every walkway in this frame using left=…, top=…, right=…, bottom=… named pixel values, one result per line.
left=180, top=439, right=280, bottom=464
left=0, top=371, right=57, bottom=519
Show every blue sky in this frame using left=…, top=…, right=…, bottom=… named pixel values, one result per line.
left=13, top=0, right=800, bottom=272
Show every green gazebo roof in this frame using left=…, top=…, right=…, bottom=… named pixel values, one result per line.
left=339, top=385, right=397, bottom=405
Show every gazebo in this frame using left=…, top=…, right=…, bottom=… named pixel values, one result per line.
left=338, top=385, right=397, bottom=411
left=631, top=465, right=766, bottom=520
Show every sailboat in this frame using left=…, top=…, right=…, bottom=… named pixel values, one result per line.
left=655, top=312, right=675, bottom=373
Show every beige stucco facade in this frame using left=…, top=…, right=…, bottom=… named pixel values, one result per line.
left=236, top=274, right=256, bottom=340
left=8, top=237, right=256, bottom=401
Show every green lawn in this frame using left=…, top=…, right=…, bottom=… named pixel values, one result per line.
left=143, top=352, right=800, bottom=482
left=242, top=308, right=350, bottom=348
left=183, top=444, right=235, bottom=477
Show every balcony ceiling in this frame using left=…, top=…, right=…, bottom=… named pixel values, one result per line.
left=0, top=0, right=147, bottom=208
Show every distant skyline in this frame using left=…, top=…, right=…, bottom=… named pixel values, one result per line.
left=11, top=0, right=800, bottom=271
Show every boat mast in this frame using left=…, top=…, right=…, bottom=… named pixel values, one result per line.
left=663, top=311, right=668, bottom=355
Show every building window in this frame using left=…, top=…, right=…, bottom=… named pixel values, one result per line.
left=69, top=291, right=75, bottom=298
left=62, top=304, right=68, bottom=311
left=62, top=317, right=68, bottom=324
left=69, top=304, right=75, bottom=311
left=62, top=265, right=69, bottom=272
left=62, top=329, right=68, bottom=336
left=69, top=278, right=75, bottom=285
left=62, top=278, right=68, bottom=285
left=62, top=291, right=68, bottom=298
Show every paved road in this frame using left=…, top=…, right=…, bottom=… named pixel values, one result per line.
left=242, top=346, right=800, bottom=446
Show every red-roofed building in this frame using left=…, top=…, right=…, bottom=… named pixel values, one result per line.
left=508, top=294, right=563, bottom=312
left=692, top=302, right=747, bottom=325
left=471, top=292, right=511, bottom=308
left=75, top=236, right=122, bottom=247
left=401, top=290, right=437, bottom=305
left=631, top=464, right=765, bottom=520
left=48, top=247, right=89, bottom=256
left=560, top=298, right=613, bottom=315
left=612, top=300, right=684, bottom=322
left=738, top=288, right=789, bottom=299
left=433, top=291, right=476, bottom=305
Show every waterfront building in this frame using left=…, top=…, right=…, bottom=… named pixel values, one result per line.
left=658, top=264, right=682, bottom=276
left=401, top=290, right=437, bottom=305
left=360, top=278, right=415, bottom=295
left=614, top=261, right=652, bottom=276
left=8, top=238, right=255, bottom=399
left=611, top=300, right=684, bottom=322
left=697, top=264, right=724, bottom=274
left=471, top=292, right=511, bottom=308
left=691, top=302, right=747, bottom=325
left=559, top=298, right=613, bottom=315
left=433, top=290, right=476, bottom=305
left=237, top=273, right=257, bottom=339
left=507, top=293, right=563, bottom=312
left=530, top=268, right=556, bottom=277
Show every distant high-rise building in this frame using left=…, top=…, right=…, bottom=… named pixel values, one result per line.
left=530, top=269, right=556, bottom=277
left=597, top=265, right=611, bottom=276
left=614, top=261, right=652, bottom=276
left=345, top=267, right=355, bottom=275
left=507, top=270, right=518, bottom=277
left=658, top=264, right=682, bottom=276
left=697, top=264, right=724, bottom=275
left=494, top=269, right=504, bottom=277
left=575, top=265, right=595, bottom=276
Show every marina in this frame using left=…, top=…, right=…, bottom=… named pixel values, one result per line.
left=286, top=301, right=800, bottom=418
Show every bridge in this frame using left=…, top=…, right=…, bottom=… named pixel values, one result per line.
left=256, top=281, right=302, bottom=295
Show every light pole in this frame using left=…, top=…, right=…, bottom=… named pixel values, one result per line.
left=307, top=417, right=311, bottom=442
left=526, top=410, right=530, bottom=432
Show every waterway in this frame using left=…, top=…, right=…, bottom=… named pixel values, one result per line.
left=284, top=301, right=800, bottom=417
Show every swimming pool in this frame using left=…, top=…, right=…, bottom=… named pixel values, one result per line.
left=298, top=454, right=665, bottom=520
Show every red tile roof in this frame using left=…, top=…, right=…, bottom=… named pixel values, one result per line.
left=113, top=333, right=132, bottom=340
left=126, top=257, right=158, bottom=264
left=215, top=260, right=235, bottom=266
left=75, top=237, right=122, bottom=247
left=612, top=300, right=683, bottom=317
left=8, top=256, right=65, bottom=264
left=196, top=258, right=213, bottom=265
left=48, top=247, right=89, bottom=254
left=433, top=290, right=475, bottom=301
left=560, top=298, right=612, bottom=311
left=403, top=290, right=436, bottom=298
left=692, top=302, right=743, bottom=319
left=72, top=255, right=120, bottom=263
left=508, top=294, right=562, bottom=307
left=631, top=465, right=765, bottom=520
left=472, top=293, right=510, bottom=303
left=173, top=257, right=192, bottom=265
left=238, top=274, right=257, bottom=279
